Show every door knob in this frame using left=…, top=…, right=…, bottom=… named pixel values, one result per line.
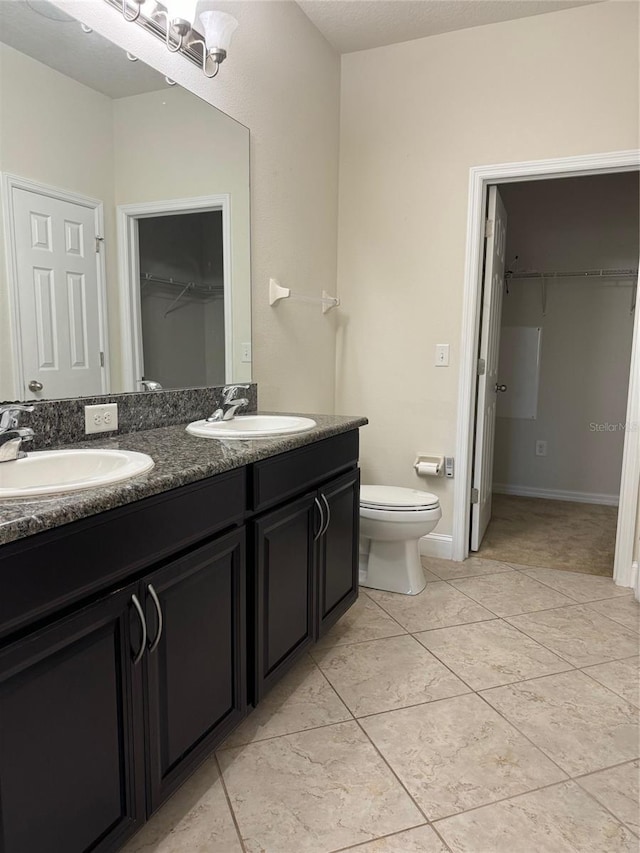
left=28, top=380, right=43, bottom=392
left=495, top=383, right=507, bottom=393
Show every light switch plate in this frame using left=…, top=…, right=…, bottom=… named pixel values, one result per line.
left=435, top=344, right=450, bottom=366
left=85, top=403, right=118, bottom=434
left=241, top=342, right=252, bottom=363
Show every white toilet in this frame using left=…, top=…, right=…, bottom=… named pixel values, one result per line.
left=359, top=485, right=442, bottom=595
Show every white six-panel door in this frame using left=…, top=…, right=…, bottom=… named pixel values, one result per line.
left=10, top=184, right=106, bottom=400
left=471, top=186, right=508, bottom=550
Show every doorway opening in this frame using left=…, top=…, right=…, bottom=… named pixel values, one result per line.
left=453, top=150, right=640, bottom=590
left=138, top=211, right=225, bottom=389
left=117, top=194, right=232, bottom=392
left=473, top=173, right=638, bottom=577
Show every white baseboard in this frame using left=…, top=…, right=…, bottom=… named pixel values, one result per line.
left=420, top=533, right=453, bottom=560
left=493, top=483, right=619, bottom=507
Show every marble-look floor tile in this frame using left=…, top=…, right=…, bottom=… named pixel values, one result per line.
left=313, top=593, right=407, bottom=650
left=221, top=656, right=351, bottom=746
left=415, top=619, right=572, bottom=690
left=339, top=825, right=448, bottom=852
left=450, top=572, right=574, bottom=617
left=418, top=560, right=442, bottom=583
left=311, top=634, right=468, bottom=717
left=424, top=555, right=514, bottom=581
left=360, top=693, right=566, bottom=820
left=120, top=756, right=241, bottom=853
left=366, top=583, right=494, bottom=633
left=578, top=760, right=640, bottom=836
left=518, top=566, right=633, bottom=603
left=435, top=780, right=637, bottom=853
left=582, top=656, right=640, bottom=708
left=507, top=605, right=639, bottom=667
left=482, top=670, right=639, bottom=776
left=588, top=596, right=640, bottom=632
left=218, top=721, right=423, bottom=853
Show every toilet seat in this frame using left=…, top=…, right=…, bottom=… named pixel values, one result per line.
left=360, top=485, right=439, bottom=512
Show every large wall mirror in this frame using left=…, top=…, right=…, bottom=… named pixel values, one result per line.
left=0, top=0, right=251, bottom=402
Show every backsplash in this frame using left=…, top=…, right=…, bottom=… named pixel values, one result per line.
left=9, top=385, right=258, bottom=450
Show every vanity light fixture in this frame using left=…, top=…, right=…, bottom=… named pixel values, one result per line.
left=107, top=0, right=237, bottom=79
left=196, top=11, right=238, bottom=78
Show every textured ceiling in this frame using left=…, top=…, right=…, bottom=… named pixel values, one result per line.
left=0, top=0, right=169, bottom=98
left=296, top=0, right=601, bottom=54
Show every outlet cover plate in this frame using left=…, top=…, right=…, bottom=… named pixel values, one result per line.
left=85, top=403, right=118, bottom=434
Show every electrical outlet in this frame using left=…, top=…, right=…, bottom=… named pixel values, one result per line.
left=241, top=342, right=252, bottom=363
left=85, top=403, right=118, bottom=434
left=535, top=439, right=547, bottom=457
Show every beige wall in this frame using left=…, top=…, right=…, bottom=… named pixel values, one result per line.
left=494, top=174, right=639, bottom=500
left=337, top=1, right=639, bottom=535
left=56, top=0, right=341, bottom=413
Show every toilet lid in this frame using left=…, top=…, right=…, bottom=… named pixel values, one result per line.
left=360, top=485, right=439, bottom=511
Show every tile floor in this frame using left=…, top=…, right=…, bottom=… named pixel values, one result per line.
left=122, top=557, right=639, bottom=853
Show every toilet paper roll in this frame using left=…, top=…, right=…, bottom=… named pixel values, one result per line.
left=415, top=461, right=441, bottom=477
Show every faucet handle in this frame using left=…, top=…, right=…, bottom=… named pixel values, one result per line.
left=222, top=384, right=250, bottom=403
left=0, top=404, right=34, bottom=431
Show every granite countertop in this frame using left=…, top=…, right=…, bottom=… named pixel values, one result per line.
left=0, top=413, right=367, bottom=548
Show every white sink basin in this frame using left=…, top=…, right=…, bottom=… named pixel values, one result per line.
left=186, top=415, right=317, bottom=439
left=0, top=449, right=155, bottom=498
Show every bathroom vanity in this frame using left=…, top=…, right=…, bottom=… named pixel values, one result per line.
left=0, top=415, right=365, bottom=853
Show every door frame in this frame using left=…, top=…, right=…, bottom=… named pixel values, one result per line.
left=1, top=172, right=110, bottom=399
left=116, top=194, right=232, bottom=391
left=452, top=149, right=640, bottom=590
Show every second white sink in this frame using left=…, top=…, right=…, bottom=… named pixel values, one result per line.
left=0, top=449, right=155, bottom=498
left=186, top=414, right=316, bottom=439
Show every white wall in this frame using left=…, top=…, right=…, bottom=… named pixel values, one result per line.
left=56, top=0, right=341, bottom=414
left=337, top=1, right=639, bottom=535
left=494, top=174, right=638, bottom=501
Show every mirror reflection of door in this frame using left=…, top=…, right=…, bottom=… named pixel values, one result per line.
left=137, top=211, right=226, bottom=389
left=6, top=178, right=108, bottom=400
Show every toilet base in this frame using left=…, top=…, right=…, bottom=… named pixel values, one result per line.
left=359, top=538, right=426, bottom=596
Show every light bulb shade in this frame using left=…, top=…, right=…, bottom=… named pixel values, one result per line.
left=198, top=10, right=238, bottom=52
left=164, top=0, right=198, bottom=24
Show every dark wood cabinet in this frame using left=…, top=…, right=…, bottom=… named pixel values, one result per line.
left=252, top=493, right=317, bottom=700
left=0, top=586, right=146, bottom=853
left=0, top=530, right=246, bottom=852
left=316, top=468, right=360, bottom=637
left=144, top=530, right=246, bottom=813
left=252, top=465, right=360, bottom=701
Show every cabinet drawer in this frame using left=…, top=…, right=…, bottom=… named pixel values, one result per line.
left=250, top=430, right=359, bottom=512
left=0, top=469, right=245, bottom=641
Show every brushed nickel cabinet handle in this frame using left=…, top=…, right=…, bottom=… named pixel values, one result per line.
left=313, top=497, right=325, bottom=542
left=130, top=594, right=147, bottom=665
left=147, top=584, right=163, bottom=653
left=320, top=494, right=331, bottom=537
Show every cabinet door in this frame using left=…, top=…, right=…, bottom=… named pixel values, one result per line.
left=253, top=493, right=317, bottom=701
left=144, top=529, right=246, bottom=813
left=0, top=587, right=145, bottom=853
left=317, top=468, right=360, bottom=637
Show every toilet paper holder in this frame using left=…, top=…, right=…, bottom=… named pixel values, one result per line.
left=414, top=454, right=444, bottom=477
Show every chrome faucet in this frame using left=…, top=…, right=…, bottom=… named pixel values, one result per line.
left=0, top=405, right=35, bottom=462
left=207, top=385, right=250, bottom=422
